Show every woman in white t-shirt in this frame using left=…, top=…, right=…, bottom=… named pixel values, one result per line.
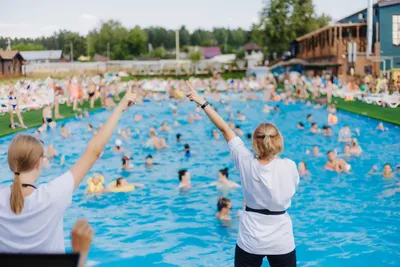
left=0, top=88, right=137, bottom=253
left=186, top=82, right=299, bottom=267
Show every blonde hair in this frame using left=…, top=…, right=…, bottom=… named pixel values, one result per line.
left=7, top=135, right=44, bottom=214
left=252, top=123, right=283, bottom=159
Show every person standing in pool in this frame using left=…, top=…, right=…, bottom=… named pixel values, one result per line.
left=178, top=169, right=191, bottom=189
left=206, top=168, right=240, bottom=189
left=185, top=81, right=298, bottom=267
left=0, top=89, right=137, bottom=253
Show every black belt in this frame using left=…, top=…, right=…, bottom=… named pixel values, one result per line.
left=245, top=206, right=286, bottom=215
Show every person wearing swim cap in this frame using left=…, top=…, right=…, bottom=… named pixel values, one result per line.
left=112, top=139, right=124, bottom=153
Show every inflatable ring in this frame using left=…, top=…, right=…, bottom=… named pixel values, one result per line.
left=107, top=181, right=135, bottom=193
left=87, top=175, right=105, bottom=193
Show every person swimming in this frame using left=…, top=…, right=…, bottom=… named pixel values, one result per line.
left=297, top=122, right=305, bottom=130
left=178, top=169, right=191, bottom=189
left=350, top=138, right=362, bottom=156
left=297, top=162, right=309, bottom=176
left=310, top=123, right=318, bottom=134
left=237, top=111, right=246, bottom=121
left=88, top=123, right=93, bottom=132
left=121, top=156, right=133, bottom=170
left=61, top=124, right=71, bottom=138
left=86, top=174, right=105, bottom=193
left=322, top=125, right=333, bottom=136
left=184, top=144, right=191, bottom=157
left=176, top=133, right=182, bottom=143
left=325, top=150, right=351, bottom=173
left=343, top=144, right=351, bottom=157
left=212, top=129, right=221, bottom=140
left=246, top=133, right=252, bottom=140
left=216, top=197, right=232, bottom=221
left=45, top=144, right=58, bottom=159
left=207, top=168, right=240, bottom=189
left=145, top=155, right=155, bottom=167
left=369, top=163, right=393, bottom=178
left=159, top=121, right=171, bottom=132
left=307, top=114, right=312, bottom=123
left=113, top=140, right=124, bottom=153
left=376, top=122, right=388, bottom=131
left=338, top=126, right=352, bottom=142
left=233, top=125, right=244, bottom=136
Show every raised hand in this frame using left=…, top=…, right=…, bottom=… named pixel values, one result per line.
left=119, top=86, right=137, bottom=111
left=71, top=219, right=93, bottom=254
left=185, top=81, right=205, bottom=106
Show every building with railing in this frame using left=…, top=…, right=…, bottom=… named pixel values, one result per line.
left=291, top=0, right=400, bottom=78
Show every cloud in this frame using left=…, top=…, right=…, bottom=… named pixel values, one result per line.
left=79, top=13, right=98, bottom=20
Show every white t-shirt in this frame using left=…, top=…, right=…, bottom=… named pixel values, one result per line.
left=0, top=171, right=74, bottom=253
left=228, top=137, right=299, bottom=255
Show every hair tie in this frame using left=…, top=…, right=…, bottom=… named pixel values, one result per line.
left=14, top=172, right=20, bottom=175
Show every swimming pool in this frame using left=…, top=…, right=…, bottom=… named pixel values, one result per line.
left=0, top=95, right=399, bottom=266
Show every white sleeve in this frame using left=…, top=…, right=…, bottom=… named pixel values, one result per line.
left=228, top=136, right=252, bottom=168
left=45, top=171, right=74, bottom=210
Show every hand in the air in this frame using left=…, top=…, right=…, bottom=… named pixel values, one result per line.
left=185, top=81, right=205, bottom=105
left=119, top=86, right=137, bottom=111
left=71, top=219, right=93, bottom=254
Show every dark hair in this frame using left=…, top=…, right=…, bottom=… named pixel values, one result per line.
left=61, top=124, right=65, bottom=128
left=116, top=177, right=124, bottom=186
left=311, top=123, right=317, bottom=127
left=327, top=150, right=333, bottom=155
left=298, top=122, right=304, bottom=127
left=235, top=125, right=241, bottom=129
left=176, top=133, right=182, bottom=140
left=247, top=133, right=252, bottom=139
left=178, top=169, right=188, bottom=181
left=383, top=163, right=392, bottom=168
left=217, top=197, right=231, bottom=212
left=184, top=144, right=190, bottom=150
left=219, top=167, right=229, bottom=178
left=146, top=155, right=153, bottom=159
left=122, top=156, right=130, bottom=165
left=307, top=114, right=312, bottom=118
left=88, top=123, right=93, bottom=128
left=322, top=125, right=328, bottom=130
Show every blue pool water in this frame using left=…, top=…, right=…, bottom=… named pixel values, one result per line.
left=0, top=95, right=399, bottom=266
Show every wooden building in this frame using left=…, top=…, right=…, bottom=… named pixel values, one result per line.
left=0, top=51, right=24, bottom=76
left=292, top=0, right=400, bottom=77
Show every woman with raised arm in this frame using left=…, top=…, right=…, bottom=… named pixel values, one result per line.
left=186, top=81, right=299, bottom=267
left=0, top=88, right=137, bottom=253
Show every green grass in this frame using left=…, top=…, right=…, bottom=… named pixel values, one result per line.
left=0, top=97, right=111, bottom=138
left=331, top=96, right=400, bottom=125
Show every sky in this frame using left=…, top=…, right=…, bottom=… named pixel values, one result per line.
left=0, top=0, right=372, bottom=38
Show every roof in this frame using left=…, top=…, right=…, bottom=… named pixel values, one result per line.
left=243, top=43, right=261, bottom=51
left=201, top=46, right=221, bottom=58
left=338, top=0, right=400, bottom=23
left=20, top=50, right=62, bottom=61
left=94, top=54, right=109, bottom=62
left=377, top=0, right=400, bottom=7
left=0, top=51, right=23, bottom=60
left=296, top=23, right=366, bottom=41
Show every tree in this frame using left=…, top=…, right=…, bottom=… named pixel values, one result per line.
left=12, top=43, right=45, bottom=51
left=127, top=26, right=147, bottom=56
left=315, top=13, right=332, bottom=28
left=179, top=26, right=190, bottom=47
left=62, top=31, right=87, bottom=60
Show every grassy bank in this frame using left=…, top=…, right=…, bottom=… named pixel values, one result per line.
left=0, top=97, right=108, bottom=138
left=331, top=96, right=400, bottom=125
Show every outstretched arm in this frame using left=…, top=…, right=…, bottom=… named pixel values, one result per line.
left=70, top=88, right=137, bottom=190
left=185, top=81, right=235, bottom=142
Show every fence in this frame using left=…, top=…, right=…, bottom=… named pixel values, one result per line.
left=23, top=59, right=246, bottom=76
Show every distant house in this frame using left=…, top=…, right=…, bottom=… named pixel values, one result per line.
left=0, top=51, right=24, bottom=76
left=201, top=46, right=221, bottom=59
left=94, top=54, right=109, bottom=62
left=243, top=43, right=261, bottom=53
left=20, top=50, right=63, bottom=63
